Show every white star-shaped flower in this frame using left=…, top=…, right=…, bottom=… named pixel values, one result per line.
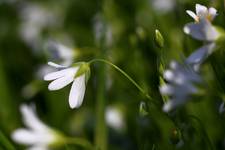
left=184, top=4, right=219, bottom=41
left=11, top=104, right=64, bottom=150
left=44, top=62, right=90, bottom=109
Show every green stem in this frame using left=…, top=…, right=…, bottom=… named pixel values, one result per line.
left=0, top=131, right=15, bottom=150
left=65, top=137, right=93, bottom=149
left=94, top=59, right=107, bottom=150
left=89, top=59, right=152, bottom=101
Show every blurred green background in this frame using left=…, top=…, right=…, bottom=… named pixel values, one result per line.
left=0, top=0, right=225, bottom=149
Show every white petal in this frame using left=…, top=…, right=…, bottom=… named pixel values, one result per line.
left=170, top=61, right=179, bottom=70
left=69, top=75, right=86, bottom=108
left=186, top=43, right=215, bottom=65
left=20, top=105, right=48, bottom=131
left=28, top=146, right=48, bottom=150
left=12, top=128, right=54, bottom=146
left=184, top=21, right=218, bottom=41
left=184, top=23, right=205, bottom=40
left=196, top=4, right=208, bottom=18
left=186, top=10, right=198, bottom=21
left=48, top=74, right=74, bottom=91
left=159, top=84, right=174, bottom=95
left=163, top=70, right=174, bottom=81
left=203, top=21, right=219, bottom=41
left=44, top=68, right=77, bottom=81
left=163, top=101, right=173, bottom=112
left=208, top=7, right=217, bottom=20
left=47, top=62, right=67, bottom=69
left=11, top=129, right=38, bottom=145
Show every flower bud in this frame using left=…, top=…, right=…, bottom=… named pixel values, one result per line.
left=154, top=29, right=164, bottom=48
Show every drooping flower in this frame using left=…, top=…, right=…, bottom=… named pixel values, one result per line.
left=11, top=104, right=65, bottom=150
left=184, top=4, right=219, bottom=41
left=160, top=60, right=202, bottom=112
left=44, top=61, right=90, bottom=109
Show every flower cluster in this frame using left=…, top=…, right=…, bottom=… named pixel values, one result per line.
left=160, top=60, right=202, bottom=112
left=160, top=4, right=223, bottom=112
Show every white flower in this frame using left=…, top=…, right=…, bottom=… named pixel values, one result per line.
left=160, top=60, right=202, bottom=112
left=44, top=62, right=90, bottom=109
left=105, top=106, right=125, bottom=131
left=11, top=104, right=63, bottom=150
left=184, top=4, right=219, bottom=41
left=186, top=4, right=217, bottom=22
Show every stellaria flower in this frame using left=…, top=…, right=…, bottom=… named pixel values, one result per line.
left=160, top=60, right=202, bottom=112
left=11, top=104, right=65, bottom=150
left=184, top=4, right=219, bottom=41
left=44, top=61, right=90, bottom=109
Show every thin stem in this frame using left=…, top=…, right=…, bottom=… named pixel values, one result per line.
left=89, top=59, right=152, bottom=101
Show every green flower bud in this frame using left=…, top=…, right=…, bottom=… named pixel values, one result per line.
left=154, top=29, right=164, bottom=48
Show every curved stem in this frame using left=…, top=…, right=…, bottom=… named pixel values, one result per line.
left=89, top=59, right=152, bottom=101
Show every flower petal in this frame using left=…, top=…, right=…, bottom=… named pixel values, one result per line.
left=20, top=104, right=48, bottom=131
left=186, top=43, right=215, bottom=65
left=28, top=146, right=48, bottom=150
left=11, top=129, right=38, bottom=145
left=48, top=74, right=74, bottom=91
left=186, top=10, right=198, bottom=21
left=159, top=84, right=174, bottom=95
left=44, top=68, right=77, bottom=81
left=196, top=4, right=208, bottom=18
left=208, top=7, right=217, bottom=20
left=184, top=21, right=218, bottom=41
left=69, top=74, right=86, bottom=108
left=47, top=62, right=67, bottom=69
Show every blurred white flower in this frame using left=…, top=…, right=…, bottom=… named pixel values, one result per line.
left=105, top=106, right=125, bottom=132
left=151, top=0, right=176, bottom=14
left=160, top=60, right=202, bottom=112
left=44, top=62, right=90, bottom=109
left=19, top=2, right=62, bottom=50
left=11, top=104, right=64, bottom=150
left=184, top=4, right=219, bottom=41
left=186, top=43, right=216, bottom=71
left=46, top=41, right=76, bottom=66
